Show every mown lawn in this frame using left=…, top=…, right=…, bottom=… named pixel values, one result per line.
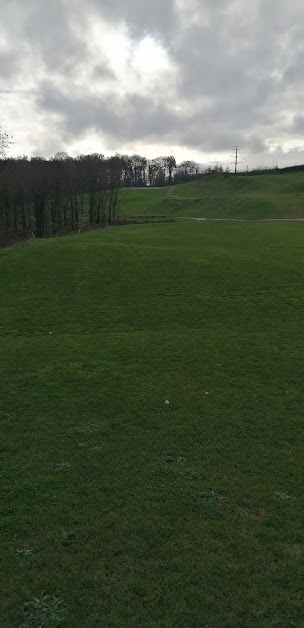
left=1, top=222, right=304, bottom=627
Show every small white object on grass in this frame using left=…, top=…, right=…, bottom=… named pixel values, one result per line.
left=49, top=332, right=53, bottom=335
left=164, top=400, right=170, bottom=405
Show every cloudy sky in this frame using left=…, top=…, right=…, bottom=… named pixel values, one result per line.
left=1, top=0, right=304, bottom=168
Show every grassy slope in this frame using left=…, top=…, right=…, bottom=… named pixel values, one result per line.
left=120, top=187, right=168, bottom=219
left=1, top=223, right=304, bottom=626
left=120, top=172, right=304, bottom=219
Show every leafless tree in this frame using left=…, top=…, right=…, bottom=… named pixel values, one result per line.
left=0, top=121, right=11, bottom=158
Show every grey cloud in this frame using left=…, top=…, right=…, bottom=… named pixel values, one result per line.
left=93, top=65, right=116, bottom=81
left=293, top=115, right=304, bottom=133
left=2, top=0, right=304, bottom=163
left=35, top=77, right=269, bottom=158
left=36, top=80, right=179, bottom=142
left=0, top=0, right=112, bottom=81
left=282, top=27, right=304, bottom=87
left=89, top=0, right=178, bottom=39
left=23, top=0, right=95, bottom=77
left=0, top=49, right=19, bottom=79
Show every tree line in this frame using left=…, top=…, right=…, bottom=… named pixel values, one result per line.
left=120, top=154, right=202, bottom=186
left=118, top=154, right=227, bottom=185
left=0, top=150, right=210, bottom=245
left=0, top=154, right=123, bottom=245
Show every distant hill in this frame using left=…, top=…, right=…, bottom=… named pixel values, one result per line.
left=121, top=172, right=304, bottom=220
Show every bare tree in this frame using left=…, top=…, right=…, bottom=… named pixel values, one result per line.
left=165, top=155, right=176, bottom=184
left=174, top=160, right=201, bottom=183
left=148, top=160, right=159, bottom=187
left=148, top=157, right=166, bottom=186
left=0, top=121, right=11, bottom=158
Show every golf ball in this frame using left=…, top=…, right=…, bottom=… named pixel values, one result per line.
left=164, top=400, right=170, bottom=405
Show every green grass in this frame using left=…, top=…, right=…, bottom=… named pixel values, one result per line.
left=120, top=172, right=304, bottom=219
left=174, top=172, right=304, bottom=196
left=1, top=223, right=304, bottom=627
left=120, top=187, right=168, bottom=219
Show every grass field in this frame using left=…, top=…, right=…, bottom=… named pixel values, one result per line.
left=120, top=187, right=168, bottom=220
left=1, top=222, right=304, bottom=626
left=120, top=172, right=304, bottom=219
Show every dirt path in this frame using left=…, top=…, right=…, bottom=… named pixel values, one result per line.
left=166, top=186, right=176, bottom=197
left=125, top=186, right=164, bottom=190
left=167, top=186, right=195, bottom=200
left=180, top=217, right=304, bottom=222
left=126, top=186, right=194, bottom=199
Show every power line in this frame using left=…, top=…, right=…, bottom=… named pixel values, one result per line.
left=231, top=146, right=241, bottom=174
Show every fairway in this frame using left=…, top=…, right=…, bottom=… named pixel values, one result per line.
left=1, top=223, right=304, bottom=626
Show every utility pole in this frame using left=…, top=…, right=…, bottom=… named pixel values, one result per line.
left=232, top=146, right=240, bottom=174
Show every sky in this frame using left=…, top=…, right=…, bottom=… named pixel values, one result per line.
left=1, top=0, right=304, bottom=168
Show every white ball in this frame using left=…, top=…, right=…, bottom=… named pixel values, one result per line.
left=164, top=400, right=170, bottom=405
